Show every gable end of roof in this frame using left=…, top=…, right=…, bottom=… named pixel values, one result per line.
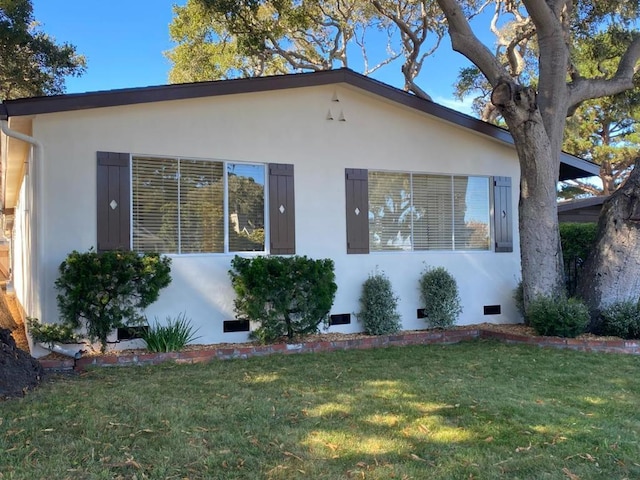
left=0, top=68, right=599, bottom=180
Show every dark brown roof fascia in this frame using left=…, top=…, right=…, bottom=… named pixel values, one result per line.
left=1, top=68, right=598, bottom=179
left=2, top=69, right=353, bottom=117
left=557, top=195, right=608, bottom=212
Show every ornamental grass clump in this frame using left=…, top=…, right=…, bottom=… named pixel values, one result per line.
left=142, top=313, right=200, bottom=352
left=229, top=255, right=337, bottom=343
left=419, top=266, right=462, bottom=328
left=526, top=295, right=589, bottom=338
left=357, top=271, right=401, bottom=335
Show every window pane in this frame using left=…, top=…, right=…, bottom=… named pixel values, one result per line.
left=453, top=176, right=490, bottom=250
left=228, top=163, right=265, bottom=252
left=132, top=157, right=179, bottom=253
left=368, top=172, right=412, bottom=251
left=179, top=159, right=224, bottom=253
left=413, top=174, right=453, bottom=250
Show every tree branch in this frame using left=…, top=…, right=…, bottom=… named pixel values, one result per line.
left=435, top=0, right=509, bottom=86
left=568, top=37, right=640, bottom=109
left=561, top=179, right=602, bottom=196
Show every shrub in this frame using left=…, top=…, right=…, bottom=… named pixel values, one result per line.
left=559, top=222, right=598, bottom=261
left=357, top=271, right=401, bottom=335
left=419, top=266, right=462, bottom=328
left=26, top=317, right=79, bottom=344
left=513, top=280, right=525, bottom=318
left=560, top=222, right=598, bottom=295
left=142, top=313, right=200, bottom=352
left=526, top=295, right=589, bottom=338
left=55, top=249, right=172, bottom=352
left=229, top=255, right=337, bottom=343
left=599, top=301, right=640, bottom=339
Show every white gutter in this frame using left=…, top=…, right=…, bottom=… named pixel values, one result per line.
left=0, top=119, right=43, bottom=320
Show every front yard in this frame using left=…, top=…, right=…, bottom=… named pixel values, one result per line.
left=2, top=340, right=639, bottom=479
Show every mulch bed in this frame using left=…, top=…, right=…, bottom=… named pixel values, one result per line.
left=35, top=322, right=639, bottom=374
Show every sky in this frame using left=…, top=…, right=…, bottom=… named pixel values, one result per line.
left=31, top=1, right=477, bottom=113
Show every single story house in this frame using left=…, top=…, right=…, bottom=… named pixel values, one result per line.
left=558, top=196, right=607, bottom=223
left=0, top=68, right=598, bottom=355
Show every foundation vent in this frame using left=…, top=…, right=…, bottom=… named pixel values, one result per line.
left=223, top=319, right=250, bottom=333
left=483, top=305, right=501, bottom=315
left=329, top=313, right=351, bottom=326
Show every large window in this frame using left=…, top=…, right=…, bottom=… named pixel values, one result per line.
left=132, top=156, right=265, bottom=254
left=369, top=171, right=490, bottom=251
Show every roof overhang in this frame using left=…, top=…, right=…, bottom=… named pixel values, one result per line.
left=1, top=68, right=598, bottom=181
left=557, top=195, right=608, bottom=212
left=1, top=116, right=31, bottom=210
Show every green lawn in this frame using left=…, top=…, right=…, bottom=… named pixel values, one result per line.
left=2, top=340, right=640, bottom=479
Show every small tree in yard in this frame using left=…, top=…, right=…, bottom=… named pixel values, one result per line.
left=55, top=249, right=172, bottom=352
left=229, top=255, right=337, bottom=343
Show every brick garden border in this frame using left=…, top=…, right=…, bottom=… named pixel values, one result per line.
left=39, top=327, right=640, bottom=372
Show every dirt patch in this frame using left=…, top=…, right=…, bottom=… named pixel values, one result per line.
left=0, top=328, right=43, bottom=399
left=0, top=291, right=28, bottom=352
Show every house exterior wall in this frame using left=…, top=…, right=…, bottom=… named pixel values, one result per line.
left=29, top=83, right=521, bottom=349
left=12, top=177, right=30, bottom=316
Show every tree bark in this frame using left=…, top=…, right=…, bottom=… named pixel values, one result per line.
left=577, top=158, right=640, bottom=320
left=492, top=82, right=565, bottom=306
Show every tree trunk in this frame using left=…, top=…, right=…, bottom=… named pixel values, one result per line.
left=577, top=158, right=640, bottom=321
left=492, top=83, right=565, bottom=311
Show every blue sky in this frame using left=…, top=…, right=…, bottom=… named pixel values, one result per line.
left=31, top=1, right=477, bottom=113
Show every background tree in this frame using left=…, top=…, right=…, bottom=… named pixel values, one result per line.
left=435, top=0, right=640, bottom=309
left=0, top=0, right=85, bottom=100
left=167, top=0, right=475, bottom=100
left=561, top=29, right=640, bottom=197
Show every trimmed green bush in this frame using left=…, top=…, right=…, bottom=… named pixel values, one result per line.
left=142, top=313, right=200, bottom=352
left=229, top=255, right=337, bottom=343
left=599, top=301, right=640, bottom=339
left=526, top=295, right=589, bottom=338
left=55, top=249, right=172, bottom=352
left=419, top=266, right=462, bottom=328
left=357, top=271, right=401, bottom=335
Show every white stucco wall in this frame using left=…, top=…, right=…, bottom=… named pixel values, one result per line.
left=12, top=178, right=29, bottom=315
left=30, top=83, right=521, bottom=347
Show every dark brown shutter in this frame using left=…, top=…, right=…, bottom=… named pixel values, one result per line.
left=97, top=151, right=131, bottom=252
left=345, top=168, right=369, bottom=254
left=493, top=176, right=513, bottom=253
left=269, top=163, right=295, bottom=254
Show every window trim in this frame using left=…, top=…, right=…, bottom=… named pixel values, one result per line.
left=367, top=168, right=494, bottom=253
left=130, top=154, right=269, bottom=255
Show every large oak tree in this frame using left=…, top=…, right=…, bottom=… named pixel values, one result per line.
left=167, top=0, right=454, bottom=99
left=0, top=0, right=85, bottom=100
left=435, top=0, right=640, bottom=309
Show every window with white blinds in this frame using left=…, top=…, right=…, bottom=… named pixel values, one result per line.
left=368, top=171, right=490, bottom=252
left=132, top=156, right=265, bottom=254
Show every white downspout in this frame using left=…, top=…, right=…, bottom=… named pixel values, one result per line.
left=0, top=119, right=44, bottom=321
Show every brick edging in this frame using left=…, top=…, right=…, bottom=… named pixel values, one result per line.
left=39, top=328, right=640, bottom=372
left=479, top=329, right=640, bottom=354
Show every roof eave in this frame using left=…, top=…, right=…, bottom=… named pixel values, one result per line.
left=1, top=68, right=598, bottom=180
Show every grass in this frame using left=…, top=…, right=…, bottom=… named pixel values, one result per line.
left=2, top=340, right=640, bottom=479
